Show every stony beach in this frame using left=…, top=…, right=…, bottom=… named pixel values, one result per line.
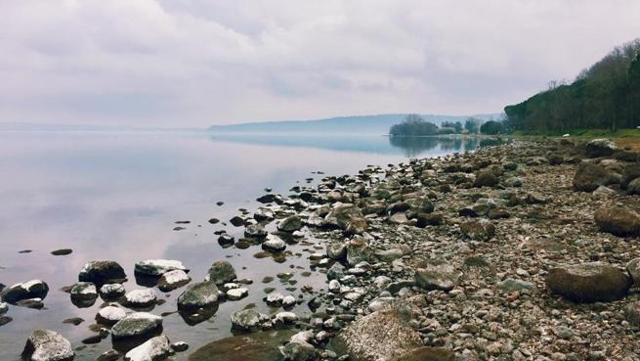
left=3, top=137, right=640, bottom=361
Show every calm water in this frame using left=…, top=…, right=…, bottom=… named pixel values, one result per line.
left=0, top=131, right=480, bottom=360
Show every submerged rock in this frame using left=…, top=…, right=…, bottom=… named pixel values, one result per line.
left=22, top=329, right=74, bottom=361
left=546, top=263, right=631, bottom=303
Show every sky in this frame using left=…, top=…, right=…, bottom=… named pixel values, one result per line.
left=1, top=0, right=639, bottom=128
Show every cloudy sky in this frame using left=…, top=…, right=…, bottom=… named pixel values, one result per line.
left=1, top=0, right=639, bottom=127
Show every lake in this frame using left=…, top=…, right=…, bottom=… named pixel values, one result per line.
left=0, top=131, right=481, bottom=360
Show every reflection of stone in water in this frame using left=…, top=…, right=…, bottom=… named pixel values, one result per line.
left=179, top=304, right=219, bottom=326
left=134, top=273, right=161, bottom=288
left=189, top=330, right=295, bottom=361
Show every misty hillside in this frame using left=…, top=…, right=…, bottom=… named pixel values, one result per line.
left=209, top=113, right=501, bottom=135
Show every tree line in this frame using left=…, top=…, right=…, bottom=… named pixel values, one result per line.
left=389, top=114, right=490, bottom=136
left=504, top=38, right=640, bottom=132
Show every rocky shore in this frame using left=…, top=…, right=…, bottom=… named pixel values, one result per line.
left=3, top=137, right=640, bottom=361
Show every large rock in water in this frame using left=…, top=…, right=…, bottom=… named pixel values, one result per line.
left=573, top=162, right=615, bottom=192
left=79, top=260, right=126, bottom=286
left=111, top=312, right=163, bottom=340
left=585, top=138, right=618, bottom=158
left=546, top=263, right=631, bottom=303
left=134, top=259, right=187, bottom=277
left=22, top=329, right=74, bottom=361
left=336, top=307, right=422, bottom=361
left=594, top=206, right=640, bottom=237
left=277, top=215, right=303, bottom=232
left=124, top=335, right=171, bottom=361
left=1, top=280, right=49, bottom=304
left=205, top=261, right=237, bottom=285
left=177, top=281, right=219, bottom=311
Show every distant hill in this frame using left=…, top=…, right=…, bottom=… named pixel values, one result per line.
left=209, top=113, right=501, bottom=135
left=505, top=38, right=640, bottom=133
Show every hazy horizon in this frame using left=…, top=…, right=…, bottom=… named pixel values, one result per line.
left=1, top=1, right=640, bottom=127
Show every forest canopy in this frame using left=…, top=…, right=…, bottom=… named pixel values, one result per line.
left=504, top=39, right=640, bottom=132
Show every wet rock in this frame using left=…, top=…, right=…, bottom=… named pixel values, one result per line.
left=273, top=311, right=298, bottom=325
left=16, top=298, right=44, bottom=309
left=231, top=309, right=268, bottom=331
left=22, top=329, right=74, bottom=361
left=278, top=215, right=304, bottom=232
left=415, top=265, right=459, bottom=291
left=0, top=316, right=12, bottom=327
left=124, top=335, right=171, bottom=361
left=134, top=259, right=188, bottom=277
left=594, top=206, right=640, bottom=237
left=62, top=317, right=84, bottom=326
left=111, top=312, right=163, bottom=340
left=337, top=307, right=422, bottom=361
left=573, top=162, right=616, bottom=192
left=346, top=237, right=371, bottom=266
left=157, top=270, right=191, bottom=292
left=217, top=233, right=235, bottom=247
left=546, top=262, right=631, bottom=302
left=226, top=287, right=249, bottom=301
left=280, top=331, right=317, bottom=361
left=586, top=138, right=617, bottom=158
left=177, top=281, right=219, bottom=311
left=262, top=234, right=287, bottom=253
left=206, top=261, right=237, bottom=285
left=96, top=350, right=122, bottom=361
left=96, top=305, right=127, bottom=325
left=229, top=216, right=245, bottom=227
left=245, top=224, right=268, bottom=239
left=79, top=260, right=127, bottom=286
left=99, top=283, right=126, bottom=300
left=51, top=249, right=72, bottom=256
left=125, top=289, right=157, bottom=308
left=1, top=279, right=49, bottom=304
left=329, top=204, right=368, bottom=235
left=415, top=213, right=443, bottom=227
left=171, top=341, right=189, bottom=352
left=460, top=220, right=495, bottom=241
left=326, top=241, right=347, bottom=260
left=0, top=302, right=8, bottom=315
left=70, top=282, right=98, bottom=307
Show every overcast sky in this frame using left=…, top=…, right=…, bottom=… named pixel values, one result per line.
left=1, top=0, right=639, bottom=127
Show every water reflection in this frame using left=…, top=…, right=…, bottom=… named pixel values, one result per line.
left=388, top=136, right=482, bottom=157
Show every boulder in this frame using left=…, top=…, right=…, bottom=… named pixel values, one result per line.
left=415, top=265, right=459, bottom=291
left=585, top=138, right=617, bottom=158
left=70, top=282, right=97, bottom=301
left=125, top=289, right=157, bottom=308
left=346, top=237, right=371, bottom=266
left=627, top=258, right=640, bottom=287
left=231, top=309, right=268, bottom=331
left=278, top=215, right=304, bottom=232
left=594, top=206, right=640, bottom=237
left=134, top=259, right=187, bottom=277
left=336, top=307, right=422, bottom=361
left=624, top=301, right=640, bottom=327
left=96, top=305, right=127, bottom=325
left=99, top=283, right=126, bottom=300
left=280, top=331, right=317, bottom=361
left=188, top=330, right=295, bottom=361
left=177, top=281, right=219, bottom=311
left=262, top=234, right=287, bottom=253
left=326, top=241, right=347, bottom=260
left=157, top=270, right=191, bottom=292
left=206, top=261, right=237, bottom=285
left=546, top=263, right=631, bottom=302
left=628, top=178, right=640, bottom=195
left=392, top=347, right=455, bottom=361
left=79, top=260, right=126, bottom=286
left=111, top=312, right=162, bottom=340
left=124, top=335, right=171, bottom=361
left=328, top=204, right=368, bottom=234
left=22, top=329, right=74, bottom=361
left=474, top=170, right=499, bottom=188
left=573, top=162, right=616, bottom=192
left=1, top=280, right=49, bottom=304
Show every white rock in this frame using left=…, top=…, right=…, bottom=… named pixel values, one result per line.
left=282, top=295, right=296, bottom=308
left=158, top=270, right=191, bottom=291
left=135, top=259, right=187, bottom=276
left=22, top=329, right=74, bottom=361
left=328, top=280, right=341, bottom=293
left=226, top=287, right=249, bottom=301
left=0, top=302, right=8, bottom=315
left=124, top=335, right=171, bottom=361
left=96, top=305, right=127, bottom=325
left=274, top=311, right=298, bottom=324
left=125, top=289, right=157, bottom=307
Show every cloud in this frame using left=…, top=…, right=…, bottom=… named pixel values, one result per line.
left=0, top=0, right=639, bottom=126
